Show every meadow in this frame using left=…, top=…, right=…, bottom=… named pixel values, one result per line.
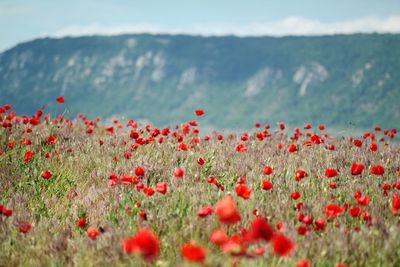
left=0, top=101, right=399, bottom=267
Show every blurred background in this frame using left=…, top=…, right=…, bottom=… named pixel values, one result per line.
left=1, top=0, right=400, bottom=132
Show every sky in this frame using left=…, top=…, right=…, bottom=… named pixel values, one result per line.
left=1, top=0, right=400, bottom=52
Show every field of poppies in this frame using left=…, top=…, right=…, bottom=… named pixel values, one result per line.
left=0, top=99, right=400, bottom=267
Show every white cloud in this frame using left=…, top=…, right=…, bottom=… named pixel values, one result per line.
left=49, top=16, right=400, bottom=38
left=50, top=23, right=166, bottom=37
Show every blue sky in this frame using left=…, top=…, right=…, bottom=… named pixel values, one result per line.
left=1, top=0, right=400, bottom=52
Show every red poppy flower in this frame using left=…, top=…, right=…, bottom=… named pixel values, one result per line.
left=139, top=209, right=147, bottom=221
left=288, top=144, right=297, bottom=153
left=263, top=166, right=273, bottom=175
left=196, top=157, right=205, bottom=166
left=290, top=191, right=301, bottom=200
left=329, top=181, right=337, bottom=189
left=56, top=96, right=65, bottom=103
left=369, top=142, right=378, bottom=152
left=143, top=187, right=155, bottom=196
left=370, top=165, right=384, bottom=175
left=218, top=234, right=244, bottom=256
left=395, top=182, right=400, bottom=189
left=20, top=139, right=31, bottom=146
left=215, top=196, right=241, bottom=225
left=354, top=191, right=362, bottom=199
left=23, top=150, right=33, bottom=163
left=356, top=196, right=369, bottom=206
left=207, top=177, right=218, bottom=184
left=252, top=209, right=259, bottom=216
left=240, top=134, right=249, bottom=141
left=236, top=143, right=247, bottom=153
left=314, top=217, right=326, bottom=231
left=209, top=228, right=228, bottom=246
left=328, top=144, right=335, bottom=150
left=41, top=170, right=52, bottom=180
left=7, top=141, right=15, bottom=148
left=235, top=184, right=251, bottom=200
left=77, top=217, right=87, bottom=228
left=46, top=136, right=58, bottom=145
left=297, top=259, right=311, bottom=267
left=122, top=228, right=160, bottom=262
left=302, top=216, right=313, bottom=225
left=248, top=217, right=274, bottom=242
left=155, top=182, right=167, bottom=194
left=391, top=194, right=400, bottom=215
left=261, top=179, right=273, bottom=191
left=272, top=234, right=295, bottom=256
left=2, top=207, right=12, bottom=216
left=325, top=168, right=338, bottom=178
left=177, top=143, right=188, bottom=151
left=29, top=117, right=39, bottom=125
left=297, top=226, right=309, bottom=236
left=349, top=207, right=361, bottom=217
left=130, top=131, right=139, bottom=139
left=181, top=243, right=206, bottom=263
left=87, top=227, right=99, bottom=240
left=104, top=126, right=114, bottom=134
left=135, top=166, right=145, bottom=177
left=121, top=175, right=133, bottom=186
left=174, top=167, right=184, bottom=178
left=310, top=134, right=321, bottom=144
left=294, top=170, right=307, bottom=181
left=325, top=204, right=343, bottom=219
left=351, top=163, right=365, bottom=175
left=353, top=139, right=363, bottom=147
left=297, top=212, right=305, bottom=222
left=197, top=207, right=213, bottom=218
left=195, top=110, right=205, bottom=116
left=295, top=202, right=304, bottom=210
left=382, top=183, right=391, bottom=191
left=108, top=173, right=118, bottom=186
left=18, top=220, right=32, bottom=233
left=250, top=246, right=265, bottom=256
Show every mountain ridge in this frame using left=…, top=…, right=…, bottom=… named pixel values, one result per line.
left=1, top=33, right=399, bottom=129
